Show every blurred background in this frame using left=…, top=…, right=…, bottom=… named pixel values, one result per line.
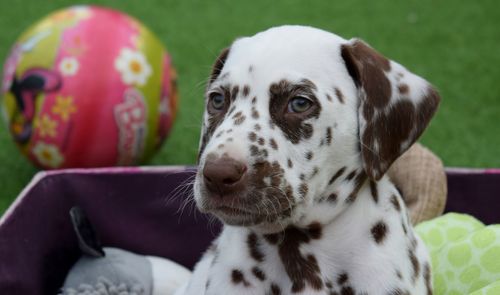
left=0, top=0, right=499, bottom=214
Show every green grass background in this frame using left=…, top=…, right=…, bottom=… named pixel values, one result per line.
left=0, top=0, right=499, bottom=214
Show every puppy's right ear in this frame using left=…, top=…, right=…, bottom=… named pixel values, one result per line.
left=209, top=48, right=230, bottom=84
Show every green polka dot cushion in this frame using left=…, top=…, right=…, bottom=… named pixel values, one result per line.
left=416, top=213, right=500, bottom=295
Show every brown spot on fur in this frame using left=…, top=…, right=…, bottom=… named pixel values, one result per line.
left=252, top=108, right=260, bottom=119
left=299, top=183, right=308, bottom=197
left=370, top=180, right=378, bottom=203
left=398, top=84, right=409, bottom=95
left=329, top=167, right=346, bottom=185
left=334, top=87, right=345, bottom=104
left=231, top=85, right=240, bottom=101
left=243, top=85, right=250, bottom=97
left=345, top=170, right=357, bottom=181
left=234, top=115, right=246, bottom=125
left=306, top=151, right=313, bottom=160
left=371, top=221, right=388, bottom=244
left=337, top=273, right=349, bottom=285
left=258, top=137, right=265, bottom=146
left=328, top=193, right=338, bottom=202
left=252, top=266, right=266, bottom=281
left=254, top=124, right=261, bottom=131
left=247, top=232, right=265, bottom=262
left=265, top=225, right=323, bottom=293
left=249, top=132, right=257, bottom=142
left=424, top=263, right=432, bottom=295
left=308, top=222, right=323, bottom=239
left=251, top=96, right=257, bottom=104
left=287, top=159, right=293, bottom=168
left=391, top=195, right=401, bottom=211
left=409, top=248, right=420, bottom=282
left=250, top=145, right=259, bottom=156
left=326, top=127, right=332, bottom=145
left=311, top=166, right=319, bottom=178
left=231, top=269, right=250, bottom=287
left=326, top=94, right=333, bottom=102
left=341, top=286, right=355, bottom=295
left=270, top=283, right=281, bottom=295
left=345, top=170, right=367, bottom=203
left=270, top=139, right=278, bottom=150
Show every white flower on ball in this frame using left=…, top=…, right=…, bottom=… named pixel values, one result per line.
left=32, top=142, right=64, bottom=168
left=114, top=48, right=152, bottom=86
left=59, top=57, right=80, bottom=77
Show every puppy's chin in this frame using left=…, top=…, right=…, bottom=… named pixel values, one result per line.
left=196, top=199, right=295, bottom=233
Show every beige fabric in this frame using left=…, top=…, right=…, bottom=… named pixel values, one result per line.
left=387, top=143, right=447, bottom=225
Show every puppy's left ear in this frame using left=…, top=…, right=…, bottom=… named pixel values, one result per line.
left=341, top=39, right=440, bottom=181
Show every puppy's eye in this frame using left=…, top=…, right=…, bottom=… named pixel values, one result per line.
left=288, top=96, right=313, bottom=113
left=208, top=93, right=226, bottom=112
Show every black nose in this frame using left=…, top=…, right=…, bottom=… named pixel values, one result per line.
left=203, top=156, right=247, bottom=196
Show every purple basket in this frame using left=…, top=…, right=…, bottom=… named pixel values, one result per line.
left=0, top=166, right=499, bottom=295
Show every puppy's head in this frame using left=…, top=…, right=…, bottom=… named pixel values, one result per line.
left=194, top=26, right=440, bottom=232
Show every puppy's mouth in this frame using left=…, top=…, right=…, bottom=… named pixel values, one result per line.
left=211, top=205, right=267, bottom=226
left=197, top=188, right=294, bottom=227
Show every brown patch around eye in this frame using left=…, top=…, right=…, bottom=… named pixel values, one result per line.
left=269, top=79, right=321, bottom=144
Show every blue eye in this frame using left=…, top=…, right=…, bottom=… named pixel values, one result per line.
left=288, top=96, right=312, bottom=113
left=209, top=93, right=225, bottom=111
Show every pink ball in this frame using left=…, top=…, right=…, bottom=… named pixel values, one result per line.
left=1, top=6, right=178, bottom=169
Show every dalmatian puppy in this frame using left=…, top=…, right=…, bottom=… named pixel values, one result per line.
left=176, top=25, right=440, bottom=295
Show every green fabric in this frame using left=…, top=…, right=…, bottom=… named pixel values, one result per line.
left=416, top=213, right=500, bottom=295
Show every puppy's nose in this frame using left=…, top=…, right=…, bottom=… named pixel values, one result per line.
left=203, top=156, right=247, bottom=195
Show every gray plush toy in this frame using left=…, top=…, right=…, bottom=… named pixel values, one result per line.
left=59, top=207, right=191, bottom=295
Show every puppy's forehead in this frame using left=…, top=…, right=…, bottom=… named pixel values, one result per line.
left=221, top=26, right=349, bottom=84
